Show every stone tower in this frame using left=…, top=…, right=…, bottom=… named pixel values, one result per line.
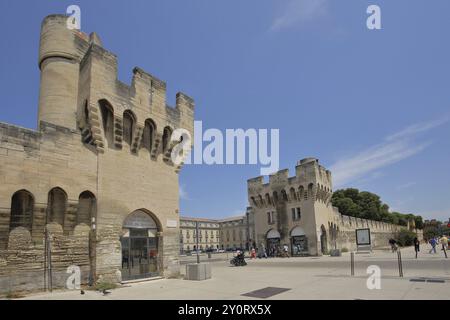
left=247, top=158, right=333, bottom=256
left=0, top=13, right=195, bottom=292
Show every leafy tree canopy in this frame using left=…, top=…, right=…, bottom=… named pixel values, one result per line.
left=331, top=188, right=423, bottom=229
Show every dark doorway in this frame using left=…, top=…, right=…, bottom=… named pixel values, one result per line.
left=291, top=236, right=308, bottom=256
left=266, top=238, right=280, bottom=256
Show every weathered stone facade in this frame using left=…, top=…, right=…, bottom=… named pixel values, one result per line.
left=0, top=14, right=194, bottom=294
left=247, top=158, right=423, bottom=256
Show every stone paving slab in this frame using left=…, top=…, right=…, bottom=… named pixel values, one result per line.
left=15, top=250, right=450, bottom=300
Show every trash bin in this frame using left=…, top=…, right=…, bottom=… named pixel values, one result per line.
left=208, top=252, right=212, bottom=259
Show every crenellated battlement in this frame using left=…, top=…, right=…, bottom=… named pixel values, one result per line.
left=247, top=158, right=333, bottom=207
left=37, top=14, right=194, bottom=167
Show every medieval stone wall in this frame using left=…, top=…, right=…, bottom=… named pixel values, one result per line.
left=248, top=159, right=422, bottom=255
left=0, top=13, right=195, bottom=294
left=0, top=224, right=90, bottom=295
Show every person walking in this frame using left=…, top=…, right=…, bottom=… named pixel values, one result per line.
left=440, top=235, right=448, bottom=258
left=251, top=247, right=256, bottom=259
left=440, top=235, right=448, bottom=251
left=260, top=243, right=268, bottom=259
left=389, top=238, right=398, bottom=252
left=413, top=237, right=420, bottom=259
left=429, top=237, right=437, bottom=254
left=283, top=244, right=290, bottom=258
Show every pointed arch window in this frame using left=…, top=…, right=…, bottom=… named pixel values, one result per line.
left=10, top=190, right=34, bottom=231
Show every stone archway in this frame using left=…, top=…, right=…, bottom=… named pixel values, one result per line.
left=120, top=210, right=161, bottom=281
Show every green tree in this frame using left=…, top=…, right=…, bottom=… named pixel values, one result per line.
left=395, top=228, right=417, bottom=247
left=414, top=216, right=424, bottom=229
left=331, top=188, right=424, bottom=229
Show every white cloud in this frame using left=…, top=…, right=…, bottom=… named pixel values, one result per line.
left=270, top=0, right=329, bottom=32
left=386, top=116, right=450, bottom=141
left=330, top=116, right=449, bottom=188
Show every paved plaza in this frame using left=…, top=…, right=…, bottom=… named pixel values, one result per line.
left=15, top=248, right=450, bottom=300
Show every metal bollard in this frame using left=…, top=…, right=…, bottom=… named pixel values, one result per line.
left=397, top=250, right=403, bottom=277
left=350, top=252, right=355, bottom=276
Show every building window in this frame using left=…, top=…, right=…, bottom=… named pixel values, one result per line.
left=99, top=100, right=114, bottom=148
left=141, top=119, right=156, bottom=153
left=10, top=190, right=34, bottom=231
left=77, top=191, right=96, bottom=226
left=267, top=212, right=275, bottom=224
left=162, top=126, right=172, bottom=153
left=292, top=207, right=301, bottom=221
left=47, top=187, right=67, bottom=228
left=123, top=110, right=136, bottom=147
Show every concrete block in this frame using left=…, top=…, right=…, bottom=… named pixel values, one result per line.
left=185, top=263, right=211, bottom=281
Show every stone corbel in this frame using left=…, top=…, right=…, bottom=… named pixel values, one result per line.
left=131, top=124, right=144, bottom=153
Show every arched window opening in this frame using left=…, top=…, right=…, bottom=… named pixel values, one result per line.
left=99, top=100, right=114, bottom=148
left=162, top=126, right=172, bottom=153
left=308, top=183, right=314, bottom=199
left=265, top=193, right=271, bottom=206
left=77, top=191, right=96, bottom=226
left=272, top=191, right=279, bottom=204
left=281, top=190, right=288, bottom=202
left=290, top=187, right=297, bottom=201
left=123, top=110, right=136, bottom=147
left=299, top=186, right=305, bottom=200
left=258, top=195, right=264, bottom=207
left=141, top=119, right=156, bottom=153
left=10, top=190, right=34, bottom=231
left=47, top=187, right=67, bottom=227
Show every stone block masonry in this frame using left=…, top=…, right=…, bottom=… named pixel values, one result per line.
left=247, top=158, right=423, bottom=256
left=0, top=13, right=194, bottom=294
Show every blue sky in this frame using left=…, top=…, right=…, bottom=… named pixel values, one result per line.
left=1, top=0, right=449, bottom=221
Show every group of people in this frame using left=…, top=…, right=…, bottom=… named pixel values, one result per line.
left=249, top=243, right=290, bottom=259
left=389, top=235, right=449, bottom=257
left=427, top=235, right=449, bottom=254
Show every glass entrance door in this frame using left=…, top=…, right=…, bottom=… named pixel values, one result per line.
left=129, top=237, right=149, bottom=278
left=291, top=235, right=308, bottom=256
left=266, top=238, right=280, bottom=256
left=121, top=229, right=159, bottom=281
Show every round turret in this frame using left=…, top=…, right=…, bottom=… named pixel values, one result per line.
left=37, top=15, right=88, bottom=130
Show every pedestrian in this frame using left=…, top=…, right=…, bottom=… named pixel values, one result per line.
left=413, top=237, right=420, bottom=258
left=251, top=247, right=256, bottom=259
left=260, top=243, right=267, bottom=259
left=389, top=238, right=397, bottom=252
left=440, top=235, right=448, bottom=251
left=283, top=243, right=290, bottom=258
left=429, top=237, right=437, bottom=254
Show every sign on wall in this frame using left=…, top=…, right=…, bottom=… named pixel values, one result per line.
left=356, top=228, right=371, bottom=246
